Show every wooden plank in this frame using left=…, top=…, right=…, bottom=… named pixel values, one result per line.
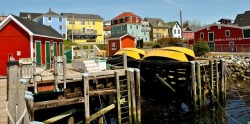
left=89, top=89, right=116, bottom=96
left=33, top=60, right=37, bottom=94
left=215, top=59, right=219, bottom=99
left=83, top=73, right=90, bottom=124
left=195, top=62, right=202, bottom=110
left=115, top=71, right=122, bottom=124
left=129, top=69, right=137, bottom=123
left=209, top=60, right=214, bottom=108
left=190, top=62, right=196, bottom=112
left=63, top=55, right=67, bottom=89
left=135, top=69, right=141, bottom=123
left=54, top=56, right=58, bottom=91
left=123, top=52, right=127, bottom=69
left=43, top=108, right=81, bottom=123
left=34, top=97, right=84, bottom=110
left=126, top=69, right=132, bottom=124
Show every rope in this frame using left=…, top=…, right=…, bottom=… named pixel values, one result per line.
left=6, top=101, right=28, bottom=124
left=226, top=72, right=250, bottom=110
left=93, top=73, right=108, bottom=124
left=213, top=96, right=242, bottom=124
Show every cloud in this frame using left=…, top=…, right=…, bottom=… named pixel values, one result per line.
left=162, top=0, right=182, bottom=7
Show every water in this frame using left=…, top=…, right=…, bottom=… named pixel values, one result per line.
left=141, top=80, right=250, bottom=124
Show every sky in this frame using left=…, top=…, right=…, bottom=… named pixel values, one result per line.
left=1, top=0, right=250, bottom=25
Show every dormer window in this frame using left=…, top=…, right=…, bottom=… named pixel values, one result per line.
left=123, top=17, right=126, bottom=23
left=136, top=17, right=138, bottom=23
left=130, top=17, right=132, bottom=22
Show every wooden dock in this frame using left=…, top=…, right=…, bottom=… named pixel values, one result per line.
left=0, top=78, right=7, bottom=124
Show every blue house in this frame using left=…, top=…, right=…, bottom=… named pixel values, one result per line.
left=20, top=9, right=67, bottom=39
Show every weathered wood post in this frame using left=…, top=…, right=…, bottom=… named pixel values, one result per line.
left=83, top=73, right=90, bottom=124
left=102, top=51, right=106, bottom=60
left=81, top=45, right=84, bottom=59
left=33, top=59, right=37, bottom=94
left=115, top=71, right=121, bottom=124
left=63, top=55, right=67, bottom=89
left=214, top=59, right=219, bottom=100
left=135, top=69, right=141, bottom=123
left=129, top=69, right=137, bottom=123
left=190, top=62, right=196, bottom=112
left=54, top=56, right=58, bottom=91
left=123, top=52, right=127, bottom=69
left=126, top=69, right=132, bottom=124
left=195, top=62, right=202, bottom=110
left=220, top=60, right=226, bottom=104
left=209, top=60, right=214, bottom=108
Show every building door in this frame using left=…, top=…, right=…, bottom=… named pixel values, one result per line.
left=45, top=41, right=50, bottom=69
left=208, top=42, right=215, bottom=52
left=59, top=42, right=63, bottom=56
left=35, top=41, right=42, bottom=66
left=53, top=42, right=57, bottom=56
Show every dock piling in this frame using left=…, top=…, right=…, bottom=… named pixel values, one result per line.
left=190, top=62, right=196, bottom=112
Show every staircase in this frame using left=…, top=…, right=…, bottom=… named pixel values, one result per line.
left=72, top=59, right=100, bottom=73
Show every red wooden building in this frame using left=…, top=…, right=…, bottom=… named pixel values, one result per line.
left=192, top=23, right=250, bottom=52
left=107, top=34, right=136, bottom=56
left=0, top=15, right=64, bottom=76
left=183, top=27, right=194, bottom=40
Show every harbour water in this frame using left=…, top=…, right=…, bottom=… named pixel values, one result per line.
left=141, top=79, right=250, bottom=124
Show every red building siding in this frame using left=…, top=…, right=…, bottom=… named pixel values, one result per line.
left=183, top=31, right=194, bottom=40
left=121, top=35, right=135, bottom=48
left=0, top=20, right=31, bottom=75
left=108, top=39, right=120, bottom=56
left=194, top=24, right=250, bottom=52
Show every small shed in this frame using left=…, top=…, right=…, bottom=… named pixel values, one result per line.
left=107, top=34, right=136, bottom=56
left=0, top=14, right=64, bottom=76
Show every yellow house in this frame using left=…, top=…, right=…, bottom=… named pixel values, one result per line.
left=61, top=13, right=104, bottom=43
left=144, top=18, right=169, bottom=41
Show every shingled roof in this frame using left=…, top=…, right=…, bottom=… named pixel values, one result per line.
left=112, top=12, right=140, bottom=20
left=144, top=17, right=169, bottom=28
left=234, top=11, right=250, bottom=27
left=0, top=15, right=63, bottom=39
left=61, top=13, right=103, bottom=20
left=165, top=21, right=180, bottom=28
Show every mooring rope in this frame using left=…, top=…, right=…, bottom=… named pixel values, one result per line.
left=226, top=72, right=250, bottom=111
left=213, top=96, right=242, bottom=124
left=93, top=73, right=108, bottom=124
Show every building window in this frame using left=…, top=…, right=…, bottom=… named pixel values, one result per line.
left=48, top=17, right=52, bottom=22
left=123, top=17, right=126, bottom=22
left=59, top=25, right=62, bottom=31
left=88, top=21, right=90, bottom=25
left=59, top=17, right=62, bottom=22
left=130, top=25, right=132, bottom=29
left=174, top=29, right=176, bottom=34
left=130, top=17, right=132, bottom=22
left=112, top=20, right=114, bottom=25
left=117, top=19, right=120, bottom=23
left=226, top=30, right=230, bottom=37
left=93, top=21, right=95, bottom=25
left=136, top=25, right=138, bottom=29
left=176, top=24, right=178, bottom=28
left=208, top=32, right=214, bottom=41
left=111, top=42, right=117, bottom=50
left=218, top=26, right=221, bottom=29
left=156, top=29, right=159, bottom=31
left=79, top=20, right=84, bottom=25
left=200, top=33, right=204, bottom=39
left=69, top=20, right=75, bottom=24
left=178, top=29, right=180, bottom=34
left=136, top=17, right=138, bottom=23
left=243, top=29, right=250, bottom=38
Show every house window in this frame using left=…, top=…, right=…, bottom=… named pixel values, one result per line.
left=117, top=19, right=120, bottom=23
left=123, top=17, right=126, bottom=22
left=48, top=17, right=52, bottom=22
left=178, top=29, right=180, bottom=34
left=200, top=33, right=204, bottom=39
left=111, top=42, right=117, bottom=50
left=174, top=29, right=176, bottom=34
left=59, top=25, right=62, bottom=31
left=112, top=20, right=114, bottom=25
left=88, top=21, right=90, bottom=25
left=243, top=29, right=250, bottom=38
left=176, top=24, right=178, bottom=28
left=93, top=21, right=95, bottom=25
left=208, top=32, right=214, bottom=41
left=69, top=20, right=75, bottom=24
left=226, top=30, right=230, bottom=37
left=136, top=17, right=138, bottom=23
left=59, top=17, right=62, bottom=22
left=130, top=17, right=132, bottom=22
left=218, top=26, right=221, bottom=29
left=156, top=29, right=159, bottom=31
left=130, top=25, right=132, bottom=29
left=79, top=21, right=84, bottom=25
left=136, top=25, right=138, bottom=29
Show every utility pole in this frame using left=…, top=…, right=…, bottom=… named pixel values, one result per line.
left=180, top=9, right=184, bottom=45
left=71, top=14, right=74, bottom=42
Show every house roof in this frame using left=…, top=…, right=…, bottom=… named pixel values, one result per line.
left=104, top=26, right=110, bottom=31
left=0, top=15, right=63, bottom=39
left=194, top=23, right=240, bottom=32
left=165, top=21, right=180, bottom=28
left=234, top=11, right=250, bottom=27
left=108, top=33, right=135, bottom=39
left=61, top=13, right=103, bottom=20
left=112, top=12, right=141, bottom=20
left=19, top=12, right=43, bottom=20
left=144, top=17, right=168, bottom=28
left=44, top=11, right=60, bottom=16
left=218, top=18, right=232, bottom=22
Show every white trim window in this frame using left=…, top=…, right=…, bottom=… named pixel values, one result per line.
left=59, top=25, right=62, bottom=31
left=200, top=32, right=204, bottom=39
left=123, top=17, right=126, bottom=23
left=48, top=17, right=52, bottom=22
left=59, top=17, right=62, bottom=22
left=225, top=30, right=230, bottom=37
left=117, top=19, right=120, bottom=23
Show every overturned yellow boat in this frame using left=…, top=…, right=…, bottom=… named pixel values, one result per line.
left=113, top=48, right=145, bottom=60
left=143, top=47, right=195, bottom=62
